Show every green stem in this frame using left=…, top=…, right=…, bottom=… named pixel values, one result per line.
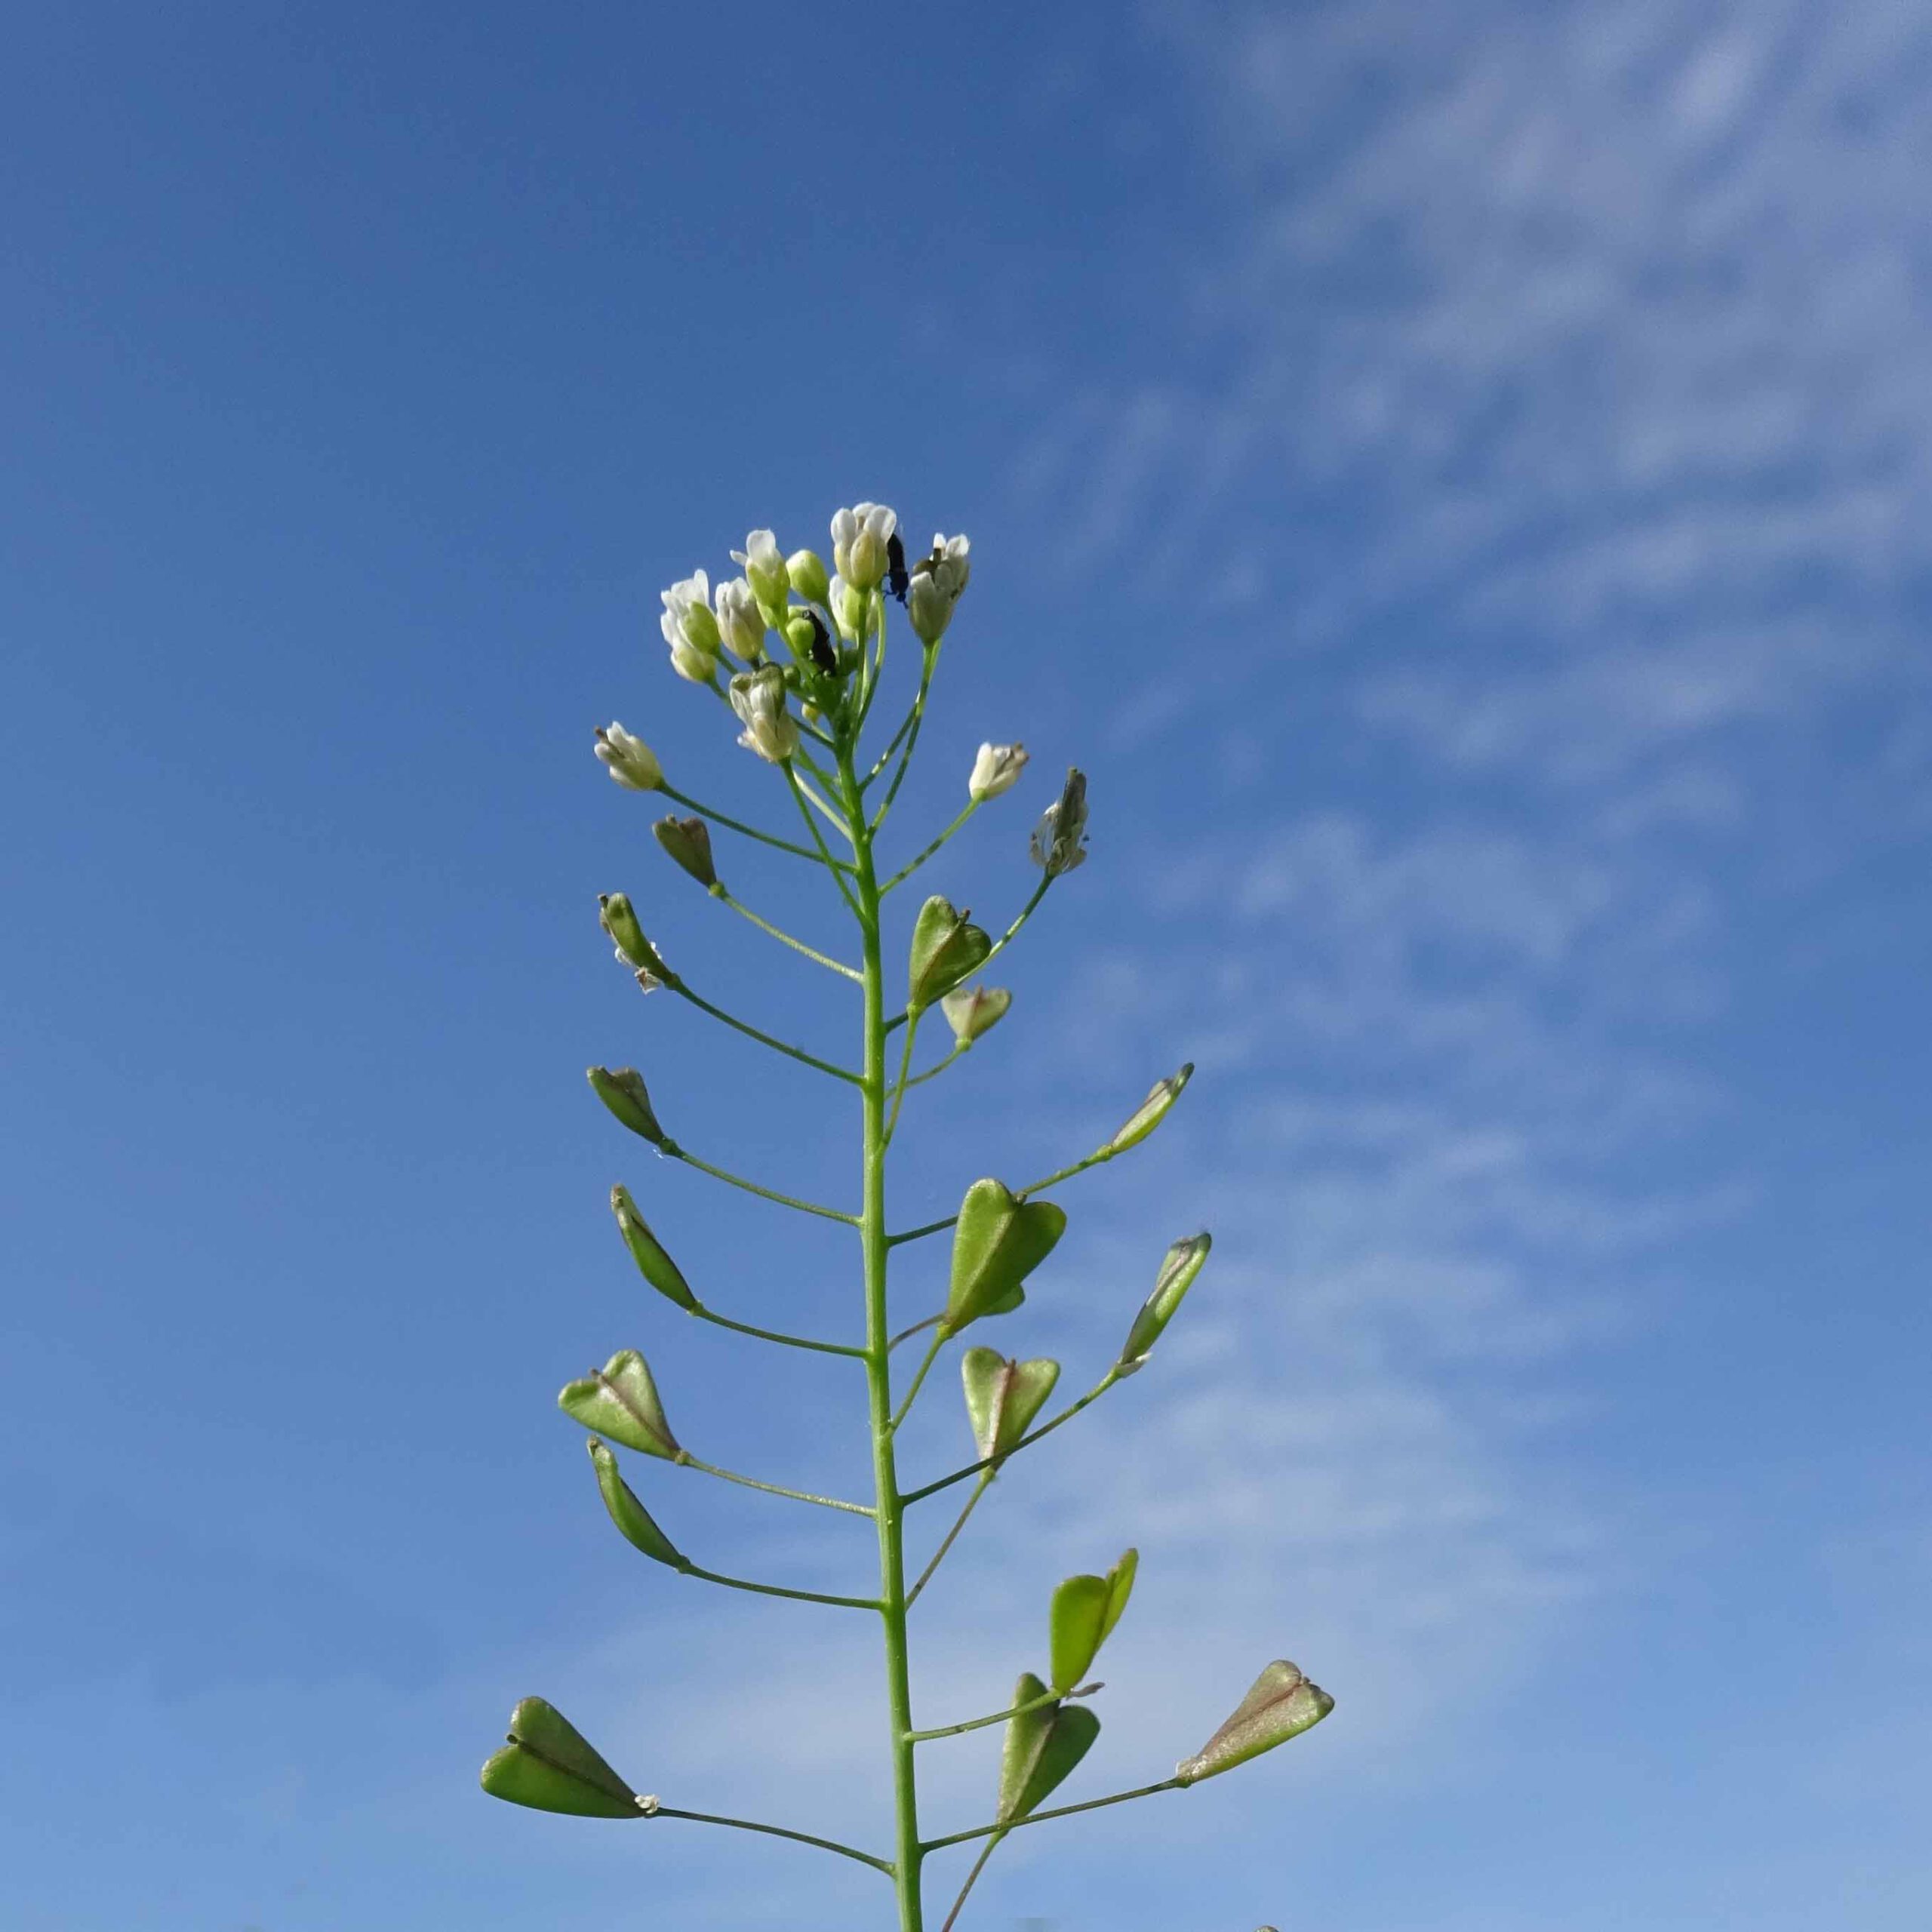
left=872, top=645, right=937, bottom=825
left=881, top=798, right=979, bottom=894
left=714, top=886, right=862, bottom=980
left=883, top=1009, right=921, bottom=1144
left=665, top=977, right=860, bottom=1085
left=902, top=1043, right=967, bottom=1091
left=907, top=1682, right=1081, bottom=1744
left=791, top=754, right=851, bottom=836
left=905, top=1472, right=992, bottom=1605
left=887, top=1144, right=1119, bottom=1246
left=939, top=1832, right=1003, bottom=1932
left=658, top=783, right=851, bottom=873
left=888, top=1310, right=943, bottom=1352
left=661, top=1140, right=858, bottom=1226
left=681, top=1563, right=881, bottom=1612
left=879, top=875, right=1052, bottom=1039
left=681, top=1454, right=875, bottom=1518
left=900, top=1374, right=1120, bottom=1506
left=919, top=1779, right=1184, bottom=1855
left=690, top=1302, right=867, bottom=1359
left=787, top=764, right=866, bottom=918
left=651, top=1805, right=894, bottom=1877
left=888, top=1331, right=946, bottom=1435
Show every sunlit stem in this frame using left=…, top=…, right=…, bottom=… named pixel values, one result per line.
left=883, top=1008, right=922, bottom=1144
left=659, top=782, right=852, bottom=872
left=690, top=1302, right=867, bottom=1360
left=792, top=752, right=852, bottom=838
left=713, top=885, right=863, bottom=981
left=919, top=1779, right=1184, bottom=1855
left=786, top=763, right=865, bottom=918
left=907, top=1682, right=1088, bottom=1744
left=664, top=977, right=861, bottom=1086
left=881, top=798, right=979, bottom=894
left=660, top=1139, right=857, bottom=1225
left=863, top=669, right=926, bottom=786
left=906, top=1470, right=993, bottom=1604
left=901, top=1374, right=1121, bottom=1506
left=681, top=1562, right=881, bottom=1611
left=651, top=1805, right=895, bottom=1878
left=872, top=645, right=938, bottom=825
left=681, top=1454, right=875, bottom=1518
left=888, top=1331, right=947, bottom=1435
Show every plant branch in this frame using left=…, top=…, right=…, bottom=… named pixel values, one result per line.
left=663, top=977, right=861, bottom=1085
left=905, top=1472, right=992, bottom=1604
left=681, top=1455, right=875, bottom=1518
left=714, top=887, right=862, bottom=980
left=900, top=1374, right=1121, bottom=1506
left=919, top=1779, right=1184, bottom=1855
left=940, top=1833, right=1002, bottom=1932
left=651, top=1805, right=895, bottom=1877
left=690, top=1302, right=868, bottom=1359
left=880, top=798, right=978, bottom=894
left=883, top=1008, right=922, bottom=1144
left=907, top=1682, right=1085, bottom=1744
left=786, top=763, right=865, bottom=918
left=658, top=783, right=851, bottom=873
left=660, top=1139, right=858, bottom=1226
left=888, top=1310, right=943, bottom=1352
left=681, top=1563, right=881, bottom=1611
left=872, top=645, right=938, bottom=826
left=888, top=1331, right=946, bottom=1435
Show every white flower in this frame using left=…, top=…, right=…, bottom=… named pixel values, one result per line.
left=906, top=532, right=971, bottom=645
left=728, top=666, right=801, bottom=764
left=660, top=571, right=721, bottom=655
left=594, top=722, right=663, bottom=790
left=831, top=502, right=897, bottom=592
left=731, top=529, right=789, bottom=611
left=713, top=577, right=766, bottom=658
left=660, top=609, right=715, bottom=683
left=924, top=532, right=971, bottom=599
left=968, top=742, right=1028, bottom=801
left=829, top=573, right=869, bottom=642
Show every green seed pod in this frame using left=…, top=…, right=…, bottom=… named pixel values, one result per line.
left=1049, top=1548, right=1138, bottom=1694
left=1174, top=1660, right=1334, bottom=1786
left=943, top=1179, right=1067, bottom=1335
left=479, top=1697, right=652, bottom=1819
left=586, top=1066, right=666, bottom=1146
left=997, top=1672, right=1101, bottom=1823
left=587, top=1438, right=687, bottom=1569
left=597, top=893, right=665, bottom=975
left=1115, top=1232, right=1213, bottom=1377
left=652, top=816, right=717, bottom=889
left=940, top=984, right=1011, bottom=1047
left=558, top=1349, right=681, bottom=1461
left=609, top=1186, right=698, bottom=1312
left=907, top=895, right=993, bottom=1011
left=961, top=1347, right=1060, bottom=1463
left=1106, top=1063, right=1194, bottom=1155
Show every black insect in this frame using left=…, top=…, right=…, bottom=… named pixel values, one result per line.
left=884, top=532, right=910, bottom=604
left=804, top=608, right=838, bottom=675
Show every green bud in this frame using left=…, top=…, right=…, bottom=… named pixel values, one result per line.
left=1115, top=1232, right=1212, bottom=1376
left=1107, top=1063, right=1194, bottom=1155
left=480, top=1697, right=652, bottom=1819
left=558, top=1349, right=681, bottom=1460
left=609, top=1185, right=698, bottom=1312
left=733, top=530, right=788, bottom=614
left=940, top=983, right=1011, bottom=1047
left=997, top=1671, right=1101, bottom=1824
left=943, top=1178, right=1067, bottom=1334
left=587, top=1438, right=687, bottom=1568
left=961, top=1346, right=1060, bottom=1463
left=908, top=895, right=993, bottom=1011
left=598, top=893, right=666, bottom=976
left=652, top=815, right=717, bottom=889
left=586, top=1066, right=666, bottom=1145
left=1174, top=1660, right=1334, bottom=1785
left=1049, top=1548, right=1137, bottom=1694
left=786, top=547, right=830, bottom=608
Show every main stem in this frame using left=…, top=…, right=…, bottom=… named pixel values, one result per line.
left=846, top=735, right=924, bottom=1930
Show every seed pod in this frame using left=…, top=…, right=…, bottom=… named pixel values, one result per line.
left=587, top=1438, right=687, bottom=1569
left=1049, top=1549, right=1137, bottom=1694
left=558, top=1349, right=681, bottom=1461
left=598, top=893, right=666, bottom=975
left=1106, top=1063, right=1194, bottom=1155
left=1115, top=1233, right=1212, bottom=1377
left=652, top=816, right=717, bottom=889
left=1174, top=1660, right=1334, bottom=1786
left=940, top=983, right=1011, bottom=1047
left=609, top=1186, right=698, bottom=1312
left=479, top=1697, right=652, bottom=1819
left=908, top=896, right=993, bottom=1011
left=961, top=1347, right=1060, bottom=1463
left=943, top=1179, right=1067, bottom=1334
left=997, top=1672, right=1101, bottom=1823
left=586, top=1066, right=666, bottom=1146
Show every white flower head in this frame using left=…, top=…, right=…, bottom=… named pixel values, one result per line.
left=731, top=529, right=788, bottom=611
left=713, top=577, right=767, bottom=658
left=968, top=742, right=1028, bottom=801
left=594, top=721, right=663, bottom=791
left=907, top=532, right=972, bottom=645
left=830, top=502, right=897, bottom=592
left=728, top=666, right=801, bottom=764
left=660, top=570, right=721, bottom=656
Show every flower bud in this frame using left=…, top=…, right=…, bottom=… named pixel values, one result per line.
left=1174, top=1660, right=1334, bottom=1786
left=661, top=571, right=721, bottom=656
left=728, top=666, right=801, bottom=764
left=940, top=983, right=1011, bottom=1046
left=831, top=502, right=897, bottom=592
left=1107, top=1063, right=1193, bottom=1155
left=1049, top=1548, right=1137, bottom=1694
left=586, top=1066, right=666, bottom=1145
left=597, top=892, right=666, bottom=975
left=652, top=815, right=717, bottom=888
left=909, top=895, right=993, bottom=1010
left=968, top=742, right=1028, bottom=801
left=480, top=1696, right=652, bottom=1819
left=906, top=533, right=971, bottom=645
left=786, top=547, right=831, bottom=607
left=588, top=1437, right=688, bottom=1569
left=558, top=1348, right=681, bottom=1460
left=609, top=1184, right=699, bottom=1312
left=997, top=1672, right=1101, bottom=1825
left=712, top=577, right=766, bottom=659
left=1029, top=767, right=1090, bottom=877
left=663, top=614, right=716, bottom=685
left=943, top=1178, right=1067, bottom=1334
left=593, top=721, right=663, bottom=791
left=1116, top=1232, right=1211, bottom=1375
left=731, top=529, right=789, bottom=614
left=961, top=1346, right=1061, bottom=1463
left=829, top=573, right=869, bottom=642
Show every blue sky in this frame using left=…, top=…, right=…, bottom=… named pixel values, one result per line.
left=5, top=3, right=1929, bottom=1927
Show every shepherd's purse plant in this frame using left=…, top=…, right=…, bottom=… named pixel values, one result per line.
left=479, top=503, right=1334, bottom=1929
